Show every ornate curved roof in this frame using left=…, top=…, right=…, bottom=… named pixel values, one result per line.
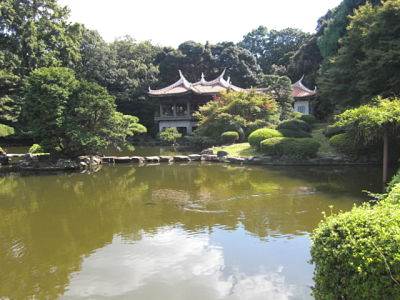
left=292, top=76, right=317, bottom=98
left=148, top=70, right=244, bottom=97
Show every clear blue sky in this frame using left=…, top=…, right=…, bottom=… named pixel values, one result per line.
left=59, top=0, right=342, bottom=46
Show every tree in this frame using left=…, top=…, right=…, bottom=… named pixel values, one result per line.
left=193, top=91, right=279, bottom=141
left=335, top=98, right=400, bottom=183
left=318, top=0, right=400, bottom=111
left=156, top=41, right=262, bottom=88
left=240, top=26, right=310, bottom=74
left=22, top=67, right=146, bottom=156
left=258, top=75, right=294, bottom=120
left=158, top=128, right=182, bottom=145
left=0, top=0, right=82, bottom=76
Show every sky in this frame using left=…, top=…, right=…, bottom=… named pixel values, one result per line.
left=58, top=0, right=342, bottom=47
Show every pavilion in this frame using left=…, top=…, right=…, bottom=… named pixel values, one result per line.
left=149, top=70, right=316, bottom=134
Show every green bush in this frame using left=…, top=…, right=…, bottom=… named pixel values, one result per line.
left=329, top=133, right=356, bottom=156
left=248, top=128, right=283, bottom=148
left=184, top=135, right=218, bottom=149
left=221, top=131, right=239, bottom=144
left=324, top=124, right=346, bottom=138
left=260, top=137, right=320, bottom=158
left=278, top=129, right=311, bottom=138
left=158, top=128, right=182, bottom=144
left=28, top=144, right=44, bottom=154
left=277, top=119, right=311, bottom=132
left=0, top=124, right=14, bottom=137
left=299, top=114, right=317, bottom=125
left=311, top=199, right=400, bottom=299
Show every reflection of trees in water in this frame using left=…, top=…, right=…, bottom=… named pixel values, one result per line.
left=0, top=164, right=378, bottom=299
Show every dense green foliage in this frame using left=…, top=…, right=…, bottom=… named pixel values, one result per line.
left=311, top=183, right=400, bottom=299
left=248, top=128, right=283, bottom=148
left=257, top=75, right=294, bottom=119
left=318, top=0, right=399, bottom=111
left=324, top=124, right=347, bottom=138
left=158, top=127, right=182, bottom=144
left=260, top=137, right=320, bottom=158
left=299, top=114, right=317, bottom=125
left=28, top=144, right=44, bottom=154
left=329, top=133, right=358, bottom=156
left=279, top=129, right=311, bottom=138
left=0, top=124, right=14, bottom=137
left=240, top=26, right=310, bottom=74
left=22, top=67, right=146, bottom=156
left=221, top=131, right=239, bottom=144
left=277, top=119, right=312, bottom=132
left=193, top=91, right=279, bottom=141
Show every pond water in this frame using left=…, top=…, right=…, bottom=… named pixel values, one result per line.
left=0, top=148, right=381, bottom=299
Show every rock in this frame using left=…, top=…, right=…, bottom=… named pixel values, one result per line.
left=56, top=159, right=79, bottom=170
left=159, top=156, right=173, bottom=163
left=201, top=148, right=214, bottom=155
left=217, top=150, right=229, bottom=158
left=80, top=161, right=88, bottom=168
left=188, top=154, right=202, bottom=161
left=114, top=156, right=133, bottom=163
left=227, top=157, right=246, bottom=164
left=202, top=154, right=220, bottom=162
left=146, top=156, right=160, bottom=163
left=101, top=156, right=116, bottom=163
left=130, top=156, right=145, bottom=163
left=173, top=155, right=191, bottom=162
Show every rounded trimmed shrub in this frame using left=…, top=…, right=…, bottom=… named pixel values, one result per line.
left=299, top=115, right=317, bottom=125
left=260, top=137, right=320, bottom=158
left=221, top=131, right=239, bottom=144
left=248, top=128, right=283, bottom=148
left=279, top=128, right=312, bottom=138
left=278, top=119, right=311, bottom=132
left=311, top=201, right=400, bottom=299
left=324, top=125, right=346, bottom=138
left=28, top=144, right=44, bottom=154
left=329, top=133, right=356, bottom=156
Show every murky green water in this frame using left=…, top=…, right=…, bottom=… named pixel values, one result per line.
left=0, top=149, right=381, bottom=299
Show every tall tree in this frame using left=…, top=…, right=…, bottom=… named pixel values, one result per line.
left=240, top=26, right=310, bottom=74
left=318, top=0, right=400, bottom=112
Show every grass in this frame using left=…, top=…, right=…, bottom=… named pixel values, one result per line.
left=212, top=143, right=256, bottom=158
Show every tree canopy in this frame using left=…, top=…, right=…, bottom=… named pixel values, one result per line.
left=21, top=67, right=146, bottom=156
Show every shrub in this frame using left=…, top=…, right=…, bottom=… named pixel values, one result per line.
left=299, top=115, right=317, bottom=125
left=277, top=119, right=311, bottom=132
left=324, top=124, right=346, bottom=138
left=28, top=144, right=44, bottom=154
left=221, top=131, right=239, bottom=144
left=0, top=124, right=14, bottom=137
left=248, top=128, right=283, bottom=148
left=311, top=200, right=400, bottom=299
left=260, top=137, right=320, bottom=158
left=184, top=135, right=218, bottom=149
left=329, top=133, right=356, bottom=156
left=278, top=129, right=311, bottom=138
left=158, top=127, right=182, bottom=144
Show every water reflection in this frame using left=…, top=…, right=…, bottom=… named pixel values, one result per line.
left=0, top=163, right=380, bottom=299
left=64, top=227, right=311, bottom=300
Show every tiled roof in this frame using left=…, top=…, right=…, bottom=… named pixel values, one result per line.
left=148, top=70, right=244, bottom=97
left=292, top=76, right=317, bottom=98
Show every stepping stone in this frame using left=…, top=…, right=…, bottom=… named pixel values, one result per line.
left=130, top=156, right=145, bottom=163
left=146, top=156, right=160, bottom=163
left=202, top=154, right=220, bottom=162
left=113, top=156, right=132, bottom=163
left=188, top=154, right=202, bottom=161
left=173, top=155, right=191, bottom=162
left=159, top=156, right=173, bottom=163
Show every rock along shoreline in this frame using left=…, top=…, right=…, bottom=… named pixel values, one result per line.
left=0, top=149, right=379, bottom=174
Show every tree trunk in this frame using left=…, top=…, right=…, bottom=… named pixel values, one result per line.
left=383, top=129, right=389, bottom=184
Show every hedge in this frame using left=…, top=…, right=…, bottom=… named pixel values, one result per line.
left=324, top=125, right=346, bottom=138
left=299, top=115, right=317, bottom=125
left=329, top=133, right=356, bottom=156
left=311, top=190, right=400, bottom=299
left=279, top=128, right=311, bottom=138
left=277, top=119, right=311, bottom=132
left=260, top=137, right=320, bottom=158
left=221, top=131, right=239, bottom=144
left=248, top=128, right=283, bottom=148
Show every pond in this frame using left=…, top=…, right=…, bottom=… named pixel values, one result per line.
left=0, top=148, right=381, bottom=299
